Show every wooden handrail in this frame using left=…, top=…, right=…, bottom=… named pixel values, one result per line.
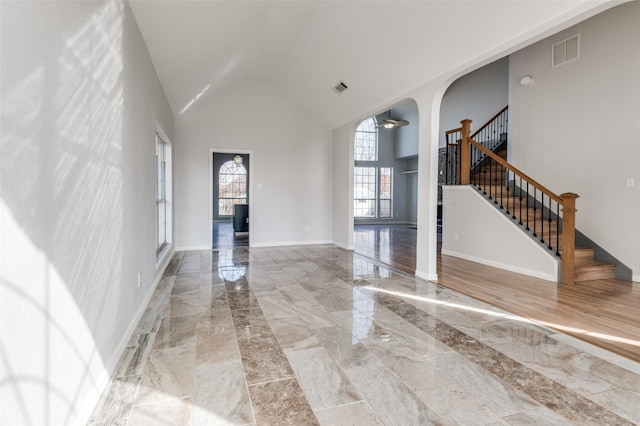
left=467, top=137, right=563, bottom=204
left=445, top=127, right=463, bottom=136
left=470, top=105, right=508, bottom=139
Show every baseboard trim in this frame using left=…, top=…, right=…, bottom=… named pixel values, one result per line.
left=77, top=369, right=111, bottom=426
left=176, top=245, right=210, bottom=251
left=78, top=248, right=174, bottom=426
left=354, top=221, right=415, bottom=226
left=250, top=240, right=333, bottom=248
left=634, top=274, right=640, bottom=283
left=441, top=249, right=557, bottom=282
left=415, top=270, right=438, bottom=282
left=332, top=241, right=353, bottom=251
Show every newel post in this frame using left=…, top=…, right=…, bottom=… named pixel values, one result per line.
left=460, top=119, right=472, bottom=185
left=560, top=193, right=579, bottom=285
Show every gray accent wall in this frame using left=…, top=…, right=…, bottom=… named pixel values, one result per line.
left=439, top=57, right=509, bottom=147
left=393, top=101, right=420, bottom=158
left=510, top=1, right=640, bottom=282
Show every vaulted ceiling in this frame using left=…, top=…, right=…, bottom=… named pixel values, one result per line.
left=129, top=1, right=612, bottom=128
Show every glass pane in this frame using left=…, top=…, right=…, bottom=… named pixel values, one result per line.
left=354, top=117, right=378, bottom=161
left=380, top=167, right=391, bottom=199
left=354, top=199, right=376, bottom=218
left=379, top=199, right=391, bottom=218
left=219, top=199, right=233, bottom=216
left=219, top=160, right=247, bottom=216
left=157, top=201, right=166, bottom=248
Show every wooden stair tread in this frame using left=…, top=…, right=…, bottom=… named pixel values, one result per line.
left=576, top=261, right=616, bottom=269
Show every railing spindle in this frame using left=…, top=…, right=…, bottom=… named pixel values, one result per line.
left=556, top=203, right=560, bottom=256
left=499, top=164, right=504, bottom=209
left=544, top=195, right=547, bottom=245
left=533, top=188, right=537, bottom=237
left=525, top=182, right=530, bottom=231
left=518, top=177, right=523, bottom=225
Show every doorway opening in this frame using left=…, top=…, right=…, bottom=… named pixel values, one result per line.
left=211, top=151, right=250, bottom=250
left=352, top=101, right=418, bottom=274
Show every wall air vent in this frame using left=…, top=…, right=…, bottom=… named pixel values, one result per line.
left=333, top=81, right=348, bottom=94
left=552, top=34, right=580, bottom=67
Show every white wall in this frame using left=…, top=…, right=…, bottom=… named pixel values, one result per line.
left=332, top=124, right=355, bottom=250
left=510, top=1, right=640, bottom=281
left=175, top=80, right=333, bottom=249
left=442, top=187, right=559, bottom=281
left=0, top=1, right=175, bottom=424
left=439, top=57, right=509, bottom=146
left=413, top=82, right=447, bottom=281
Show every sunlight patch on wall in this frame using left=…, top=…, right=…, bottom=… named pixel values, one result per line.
left=0, top=199, right=107, bottom=426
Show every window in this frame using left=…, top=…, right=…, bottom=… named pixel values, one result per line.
left=354, top=117, right=377, bottom=161
left=353, top=116, right=393, bottom=219
left=379, top=167, right=392, bottom=218
left=218, top=160, right=247, bottom=216
left=354, top=167, right=376, bottom=217
left=156, top=134, right=168, bottom=252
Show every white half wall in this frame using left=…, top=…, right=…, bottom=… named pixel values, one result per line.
left=442, top=186, right=558, bottom=281
left=510, top=1, right=640, bottom=280
left=331, top=124, right=355, bottom=250
left=0, top=1, right=175, bottom=425
left=175, top=80, right=333, bottom=249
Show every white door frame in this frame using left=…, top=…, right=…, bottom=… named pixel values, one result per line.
left=209, top=148, right=254, bottom=248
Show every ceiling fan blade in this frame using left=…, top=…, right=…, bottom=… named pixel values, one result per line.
left=376, top=118, right=409, bottom=128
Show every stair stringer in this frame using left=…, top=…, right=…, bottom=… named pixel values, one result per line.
left=441, top=186, right=559, bottom=282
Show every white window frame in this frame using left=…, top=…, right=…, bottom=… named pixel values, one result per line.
left=155, top=131, right=172, bottom=259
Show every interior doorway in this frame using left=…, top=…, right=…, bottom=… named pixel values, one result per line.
left=352, top=101, right=419, bottom=273
left=211, top=151, right=251, bottom=250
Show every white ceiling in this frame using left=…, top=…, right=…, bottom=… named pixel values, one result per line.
left=129, top=0, right=612, bottom=128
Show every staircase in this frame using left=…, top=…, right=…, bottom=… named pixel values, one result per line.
left=444, top=107, right=617, bottom=284
left=471, top=146, right=616, bottom=282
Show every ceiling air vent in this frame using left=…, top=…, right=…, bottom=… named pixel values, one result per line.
left=552, top=34, right=580, bottom=67
left=333, top=81, right=348, bottom=94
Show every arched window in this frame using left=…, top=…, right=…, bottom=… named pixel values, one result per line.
left=218, top=161, right=247, bottom=216
left=354, top=117, right=377, bottom=161
left=353, top=115, right=393, bottom=218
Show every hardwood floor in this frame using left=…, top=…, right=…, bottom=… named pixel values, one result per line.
left=353, top=224, right=419, bottom=274
left=353, top=223, right=640, bottom=363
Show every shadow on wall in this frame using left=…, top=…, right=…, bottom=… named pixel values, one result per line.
left=1, top=1, right=126, bottom=424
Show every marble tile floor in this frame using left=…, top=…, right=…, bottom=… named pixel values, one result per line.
left=89, top=245, right=640, bottom=425
left=213, top=222, right=249, bottom=250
